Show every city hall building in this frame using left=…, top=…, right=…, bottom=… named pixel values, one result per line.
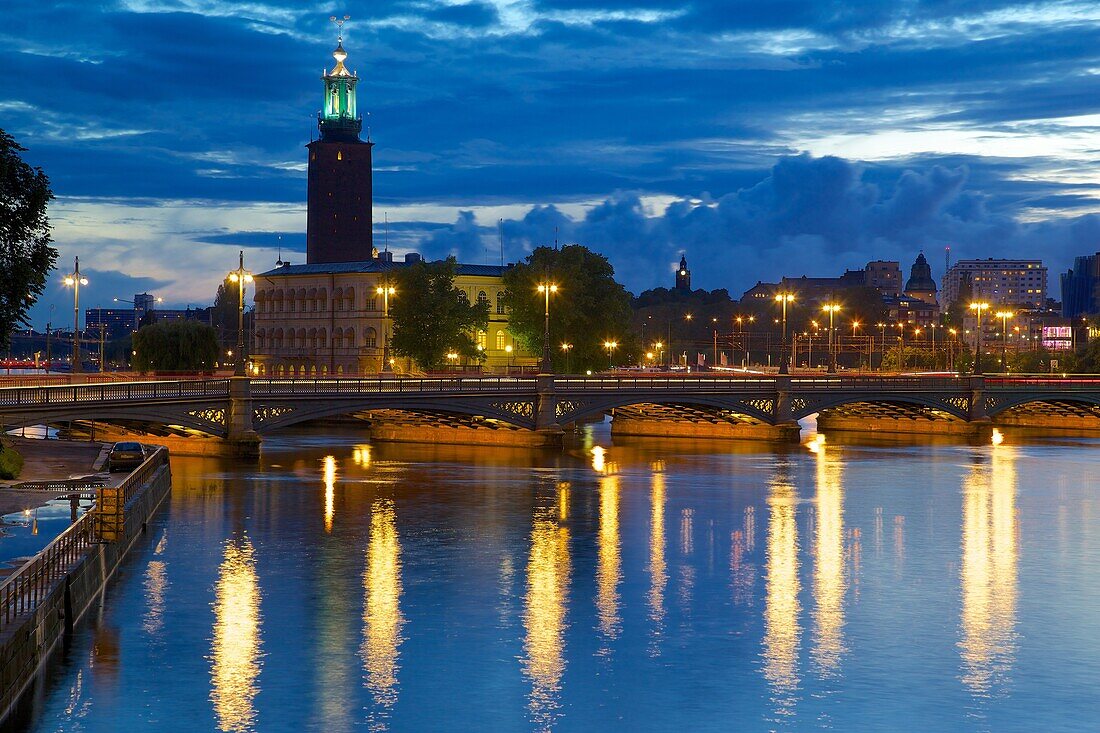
left=252, top=35, right=532, bottom=376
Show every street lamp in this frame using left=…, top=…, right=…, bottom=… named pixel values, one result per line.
left=851, top=321, right=861, bottom=370
left=876, top=322, right=886, bottom=372
left=653, top=340, right=664, bottom=370
left=537, top=281, right=558, bottom=373
left=603, top=340, right=618, bottom=368
left=560, top=342, right=573, bottom=373
left=63, top=257, right=88, bottom=374
left=376, top=282, right=396, bottom=372
left=505, top=343, right=514, bottom=370
left=774, top=293, right=795, bottom=374
left=996, top=310, right=1013, bottom=372
left=821, top=303, right=841, bottom=373
left=969, top=301, right=991, bottom=374
left=227, top=250, right=254, bottom=377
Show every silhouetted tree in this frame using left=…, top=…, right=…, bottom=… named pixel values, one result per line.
left=133, top=321, right=219, bottom=373
left=390, top=258, right=489, bottom=370
left=0, top=128, right=57, bottom=349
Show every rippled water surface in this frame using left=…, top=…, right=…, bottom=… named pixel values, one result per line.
left=13, top=427, right=1100, bottom=732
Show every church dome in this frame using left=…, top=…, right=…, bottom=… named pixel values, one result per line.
left=904, top=252, right=936, bottom=294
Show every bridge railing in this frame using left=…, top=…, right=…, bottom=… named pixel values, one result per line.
left=985, top=376, right=1100, bottom=389
left=0, top=379, right=231, bottom=408
left=554, top=376, right=779, bottom=391
left=788, top=376, right=970, bottom=389
left=252, top=377, right=537, bottom=395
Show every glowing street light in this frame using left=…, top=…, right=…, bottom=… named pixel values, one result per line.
left=560, top=342, right=573, bottom=373
left=537, top=281, right=558, bottom=373
left=376, top=282, right=396, bottom=372
left=821, top=303, right=841, bottom=373
left=969, top=301, right=991, bottom=374
left=774, top=292, right=795, bottom=374
left=63, top=257, right=89, bottom=373
left=996, top=310, right=1014, bottom=372
left=603, top=339, right=618, bottom=368
left=227, top=251, right=254, bottom=377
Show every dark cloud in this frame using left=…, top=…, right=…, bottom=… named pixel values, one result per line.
left=3, top=0, right=1100, bottom=309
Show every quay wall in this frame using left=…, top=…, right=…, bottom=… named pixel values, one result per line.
left=0, top=461, right=172, bottom=724
left=611, top=415, right=801, bottom=442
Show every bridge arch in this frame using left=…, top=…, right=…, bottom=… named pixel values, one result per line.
left=793, top=392, right=971, bottom=422
left=253, top=397, right=538, bottom=432
left=0, top=405, right=229, bottom=438
left=558, top=395, right=777, bottom=426
left=987, top=393, right=1100, bottom=419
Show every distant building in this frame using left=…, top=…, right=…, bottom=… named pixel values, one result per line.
left=864, top=260, right=902, bottom=296
left=253, top=254, right=529, bottom=376
left=675, top=254, right=691, bottom=291
left=941, top=258, right=1047, bottom=309
left=884, top=295, right=938, bottom=326
left=903, top=252, right=938, bottom=305
left=85, top=308, right=135, bottom=339
left=1060, top=253, right=1100, bottom=317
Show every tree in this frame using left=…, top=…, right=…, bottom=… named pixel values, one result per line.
left=390, top=258, right=489, bottom=370
left=503, top=245, right=635, bottom=371
left=132, top=321, right=220, bottom=373
left=0, top=129, right=57, bottom=349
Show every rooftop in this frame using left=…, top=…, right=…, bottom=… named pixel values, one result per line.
left=258, top=258, right=510, bottom=278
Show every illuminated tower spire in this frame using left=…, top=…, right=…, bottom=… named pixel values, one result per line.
left=306, top=16, right=375, bottom=264
left=319, top=16, right=362, bottom=142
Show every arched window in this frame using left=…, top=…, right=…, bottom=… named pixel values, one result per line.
left=346, top=327, right=356, bottom=347
left=496, top=291, right=506, bottom=315
left=364, top=327, right=377, bottom=348
left=366, top=297, right=378, bottom=311
left=496, top=330, right=505, bottom=350
left=477, top=330, right=486, bottom=349
left=318, top=328, right=327, bottom=348
left=477, top=290, right=489, bottom=308
left=457, top=291, right=469, bottom=305
left=334, top=329, right=343, bottom=348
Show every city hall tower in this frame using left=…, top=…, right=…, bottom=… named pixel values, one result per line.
left=306, top=30, right=374, bottom=264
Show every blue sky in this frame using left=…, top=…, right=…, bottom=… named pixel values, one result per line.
left=5, top=1, right=1100, bottom=324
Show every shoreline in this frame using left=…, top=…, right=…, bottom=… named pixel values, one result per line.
left=0, top=438, right=107, bottom=517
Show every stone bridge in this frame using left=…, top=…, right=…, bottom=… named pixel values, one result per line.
left=2, top=374, right=1100, bottom=450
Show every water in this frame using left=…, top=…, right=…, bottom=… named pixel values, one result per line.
left=11, top=425, right=1100, bottom=732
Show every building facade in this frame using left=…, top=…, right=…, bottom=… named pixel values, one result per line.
left=1060, top=253, right=1100, bottom=317
left=903, top=252, right=938, bottom=305
left=941, top=259, right=1048, bottom=309
left=864, top=260, right=902, bottom=295
left=253, top=255, right=531, bottom=376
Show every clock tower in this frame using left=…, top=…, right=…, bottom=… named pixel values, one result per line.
left=306, top=31, right=374, bottom=264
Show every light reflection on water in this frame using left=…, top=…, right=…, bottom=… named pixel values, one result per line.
left=209, top=535, right=262, bottom=733
left=15, top=428, right=1100, bottom=732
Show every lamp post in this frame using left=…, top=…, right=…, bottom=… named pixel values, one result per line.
left=227, top=250, right=254, bottom=377
left=948, top=328, right=958, bottom=370
left=896, top=322, right=906, bottom=371
left=505, top=343, right=514, bottom=370
left=63, top=257, right=88, bottom=374
left=821, top=303, right=841, bottom=373
left=560, top=342, right=573, bottom=373
left=774, top=293, right=795, bottom=374
left=851, top=321, right=861, bottom=370
left=653, top=340, right=664, bottom=370
left=376, top=282, right=396, bottom=372
left=537, top=281, right=558, bottom=373
left=929, top=322, right=937, bottom=369
left=969, top=302, right=990, bottom=374
left=876, top=322, right=886, bottom=371
left=712, top=317, right=719, bottom=368
left=996, top=310, right=1013, bottom=372
left=603, top=340, right=618, bottom=369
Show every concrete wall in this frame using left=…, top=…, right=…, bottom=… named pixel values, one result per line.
left=0, top=462, right=171, bottom=724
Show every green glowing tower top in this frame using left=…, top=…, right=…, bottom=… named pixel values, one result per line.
left=318, top=19, right=362, bottom=142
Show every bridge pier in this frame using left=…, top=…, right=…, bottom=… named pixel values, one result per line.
left=968, top=376, right=991, bottom=424
left=535, top=374, right=565, bottom=447
left=227, top=376, right=262, bottom=458
left=773, top=377, right=801, bottom=433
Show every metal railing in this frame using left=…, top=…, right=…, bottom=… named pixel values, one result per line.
left=253, top=377, right=536, bottom=396
left=0, top=379, right=230, bottom=408
left=0, top=447, right=169, bottom=631
left=0, top=507, right=97, bottom=630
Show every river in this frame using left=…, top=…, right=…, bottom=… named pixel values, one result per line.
left=9, top=424, right=1100, bottom=732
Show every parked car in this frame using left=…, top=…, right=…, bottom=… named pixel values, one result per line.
left=108, top=442, right=147, bottom=472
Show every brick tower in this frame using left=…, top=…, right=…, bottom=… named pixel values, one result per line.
left=306, top=32, right=374, bottom=264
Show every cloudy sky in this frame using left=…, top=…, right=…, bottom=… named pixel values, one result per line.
left=5, top=0, right=1100, bottom=324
